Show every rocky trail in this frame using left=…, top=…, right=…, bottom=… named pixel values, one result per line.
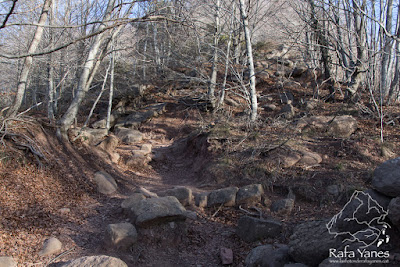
left=2, top=53, right=400, bottom=266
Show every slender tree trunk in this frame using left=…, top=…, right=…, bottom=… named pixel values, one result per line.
left=6, top=0, right=52, bottom=117
left=380, top=0, right=393, bottom=103
left=239, top=0, right=257, bottom=121
left=106, top=40, right=115, bottom=130
left=208, top=0, right=220, bottom=110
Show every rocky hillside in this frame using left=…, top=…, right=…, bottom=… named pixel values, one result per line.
left=1, top=47, right=400, bottom=266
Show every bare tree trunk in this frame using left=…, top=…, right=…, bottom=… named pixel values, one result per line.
left=6, top=0, right=52, bottom=117
left=239, top=0, right=257, bottom=121
left=58, top=0, right=116, bottom=140
left=380, top=0, right=394, bottom=103
left=106, top=40, right=115, bottom=130
left=208, top=0, right=221, bottom=110
left=346, top=0, right=367, bottom=99
left=47, top=0, right=57, bottom=120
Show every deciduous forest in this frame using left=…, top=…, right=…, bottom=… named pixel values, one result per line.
left=1, top=0, right=400, bottom=266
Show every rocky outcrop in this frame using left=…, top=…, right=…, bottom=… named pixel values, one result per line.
left=236, top=216, right=282, bottom=242
left=62, top=255, right=128, bottom=267
left=388, top=197, right=400, bottom=230
left=297, top=115, right=357, bottom=138
left=372, top=157, right=400, bottom=197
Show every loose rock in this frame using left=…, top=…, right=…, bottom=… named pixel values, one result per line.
left=245, top=244, right=290, bottom=267
left=271, top=198, right=294, bottom=214
left=194, top=192, right=208, bottom=208
left=133, top=196, right=187, bottom=227
left=115, top=127, right=143, bottom=144
left=164, top=186, right=193, bottom=206
left=220, top=247, right=233, bottom=265
left=288, top=220, right=337, bottom=266
left=62, top=255, right=128, bottom=267
left=38, top=237, right=62, bottom=257
left=121, top=193, right=146, bottom=215
left=327, top=115, right=358, bottom=138
left=208, top=187, right=239, bottom=207
left=388, top=197, right=400, bottom=230
left=0, top=257, right=17, bottom=267
left=93, top=171, right=118, bottom=195
left=105, top=222, right=137, bottom=250
left=236, top=184, right=264, bottom=206
left=236, top=216, right=282, bottom=242
left=372, top=157, right=400, bottom=197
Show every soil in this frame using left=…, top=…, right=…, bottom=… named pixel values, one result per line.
left=1, top=74, right=400, bottom=266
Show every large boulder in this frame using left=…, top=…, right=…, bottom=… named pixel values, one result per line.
left=236, top=216, right=282, bottom=242
left=388, top=197, right=400, bottom=230
left=372, top=157, right=400, bottom=197
left=133, top=196, right=187, bottom=227
left=96, top=134, right=119, bottom=153
left=115, top=127, right=143, bottom=144
left=0, top=257, right=17, bottom=267
left=245, top=244, right=290, bottom=267
left=194, top=192, right=208, bottom=208
left=62, top=255, right=127, bottom=267
left=236, top=184, right=264, bottom=206
left=288, top=220, right=337, bottom=266
left=93, top=171, right=118, bottom=195
left=327, top=116, right=358, bottom=138
left=208, top=187, right=239, bottom=207
left=105, top=222, right=137, bottom=250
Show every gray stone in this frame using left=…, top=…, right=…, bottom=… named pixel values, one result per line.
left=388, top=197, right=400, bottom=230
left=280, top=152, right=302, bottom=168
left=236, top=216, right=282, bottom=242
left=134, top=196, right=187, bottom=227
left=140, top=144, right=152, bottom=154
left=0, top=257, right=17, bottom=267
left=305, top=99, right=318, bottom=110
left=271, top=198, right=295, bottom=214
left=298, top=151, right=322, bottom=166
left=288, top=220, right=337, bottom=266
left=164, top=187, right=193, bottom=206
left=263, top=104, right=277, bottom=112
left=115, top=127, right=143, bottom=144
left=236, top=184, right=264, bottom=206
left=326, top=185, right=342, bottom=198
left=93, top=171, right=117, bottom=195
left=327, top=116, right=358, bottom=138
left=38, top=237, right=62, bottom=256
left=280, top=104, right=295, bottom=119
left=372, top=157, right=400, bottom=197
left=121, top=193, right=146, bottom=218
left=220, top=247, right=233, bottom=265
left=208, top=187, right=239, bottom=207
left=194, top=192, right=208, bottom=208
left=96, top=134, right=119, bottom=153
left=105, top=222, right=137, bottom=250
left=62, top=255, right=128, bottom=267
left=245, top=244, right=290, bottom=267
left=92, top=114, right=116, bottom=129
